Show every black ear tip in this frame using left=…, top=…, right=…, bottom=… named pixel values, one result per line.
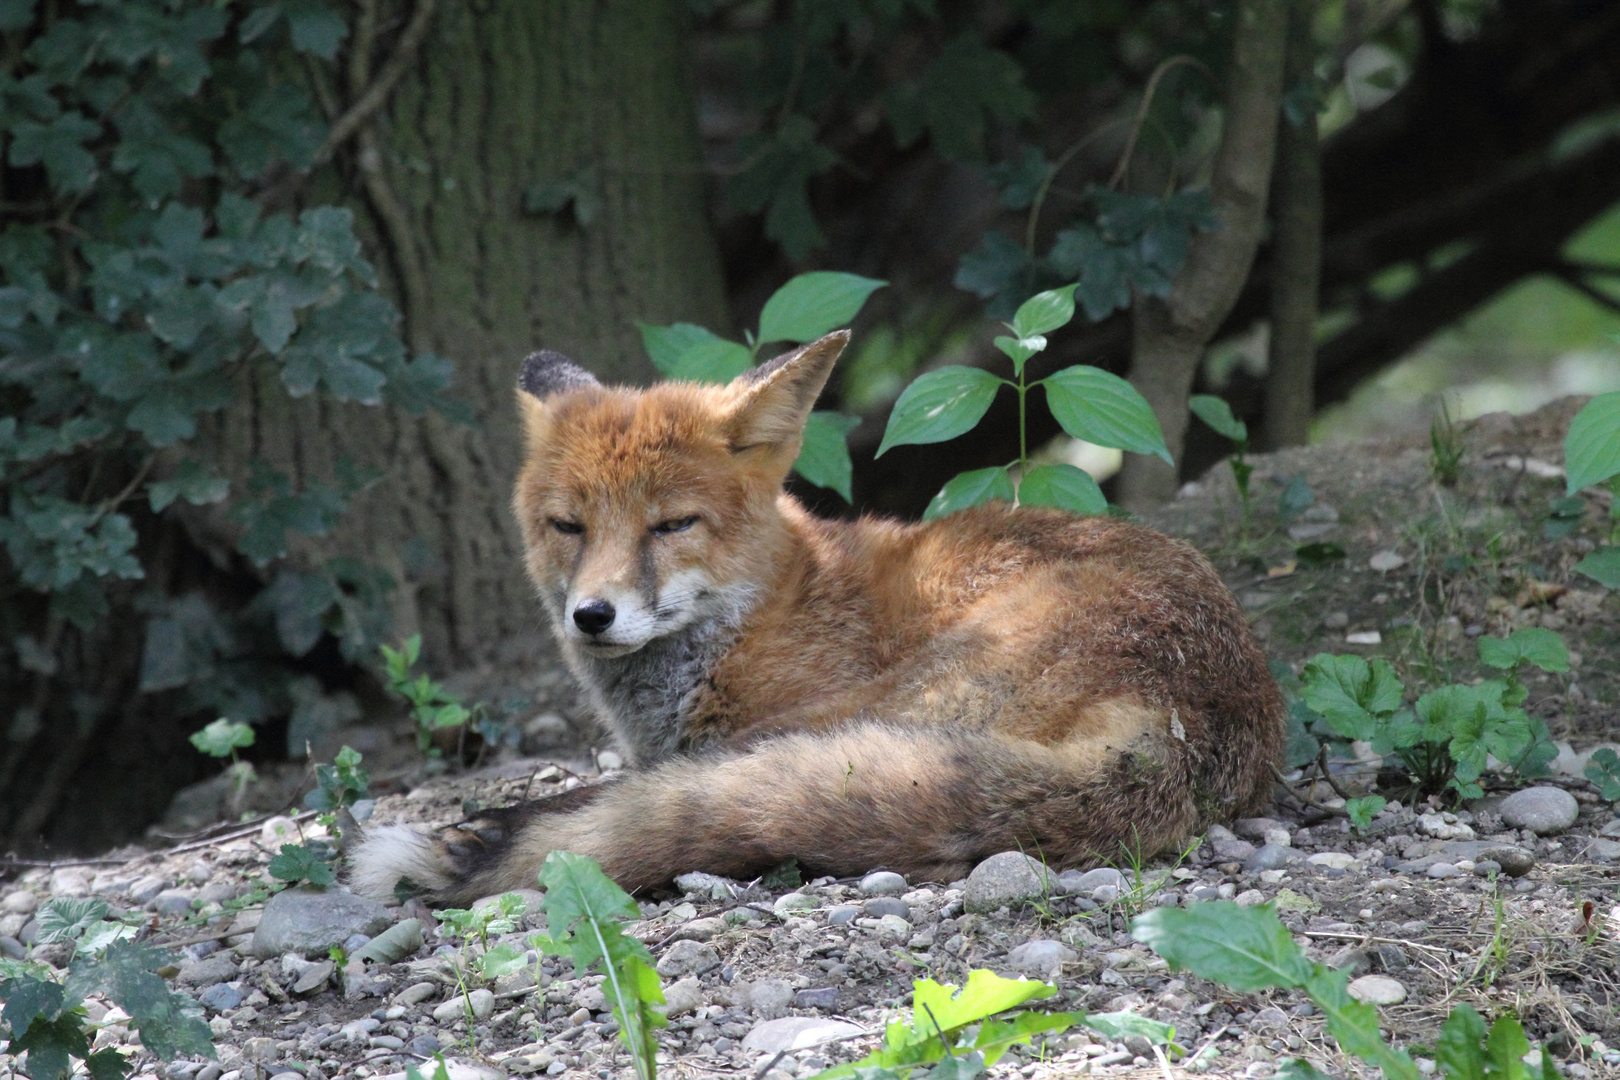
left=518, top=350, right=600, bottom=400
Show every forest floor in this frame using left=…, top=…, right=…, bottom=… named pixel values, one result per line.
left=2, top=397, right=1618, bottom=1080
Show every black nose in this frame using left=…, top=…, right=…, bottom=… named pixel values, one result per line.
left=573, top=599, right=616, bottom=635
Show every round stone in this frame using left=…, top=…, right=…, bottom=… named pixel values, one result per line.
left=858, top=871, right=908, bottom=896
left=1346, top=975, right=1407, bottom=1005
left=1498, top=786, right=1579, bottom=835
left=654, top=939, right=721, bottom=978
left=860, top=896, right=909, bottom=920
left=1478, top=846, right=1535, bottom=877
left=1006, top=939, right=1077, bottom=975
left=1243, top=843, right=1300, bottom=873
left=963, top=852, right=1054, bottom=913
left=1059, top=867, right=1126, bottom=895
left=1472, top=860, right=1502, bottom=878
left=1426, top=862, right=1458, bottom=879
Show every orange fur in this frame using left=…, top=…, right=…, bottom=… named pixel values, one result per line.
left=349, top=332, right=1284, bottom=901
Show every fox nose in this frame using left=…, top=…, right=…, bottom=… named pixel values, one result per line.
left=573, top=599, right=616, bottom=635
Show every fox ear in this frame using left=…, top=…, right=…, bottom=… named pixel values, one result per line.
left=518, top=350, right=599, bottom=401
left=725, top=330, right=849, bottom=450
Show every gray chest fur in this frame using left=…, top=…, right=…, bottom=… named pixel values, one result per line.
left=572, top=619, right=736, bottom=764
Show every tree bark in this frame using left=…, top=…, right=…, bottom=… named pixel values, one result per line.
left=1262, top=0, right=1322, bottom=450
left=1118, top=0, right=1289, bottom=507
left=210, top=0, right=728, bottom=673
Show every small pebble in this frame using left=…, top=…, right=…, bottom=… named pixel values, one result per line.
left=858, top=871, right=908, bottom=897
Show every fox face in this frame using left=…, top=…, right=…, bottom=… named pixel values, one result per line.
left=512, top=332, right=849, bottom=660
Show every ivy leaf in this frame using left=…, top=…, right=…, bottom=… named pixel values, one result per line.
left=65, top=939, right=215, bottom=1062
left=794, top=411, right=860, bottom=502
left=954, top=232, right=1036, bottom=320
left=877, top=366, right=1003, bottom=456
left=284, top=0, right=348, bottom=59
left=1017, top=463, right=1106, bottom=516
left=1584, top=747, right=1620, bottom=801
left=111, top=99, right=216, bottom=203
left=218, top=269, right=326, bottom=355
left=1047, top=224, right=1131, bottom=322
left=1189, top=394, right=1248, bottom=444
left=1041, top=366, right=1171, bottom=463
left=727, top=114, right=838, bottom=260
left=149, top=459, right=230, bottom=513
left=987, top=145, right=1049, bottom=210
left=8, top=111, right=101, bottom=194
left=217, top=82, right=323, bottom=177
left=886, top=35, right=1035, bottom=160
left=757, top=272, right=886, bottom=346
left=1131, top=902, right=1314, bottom=991
left=229, top=465, right=347, bottom=566
left=10, top=1011, right=89, bottom=1080
left=261, top=567, right=339, bottom=656
left=0, top=0, right=35, bottom=32
left=923, top=466, right=1014, bottom=520
left=1564, top=391, right=1620, bottom=493
left=279, top=292, right=394, bottom=404
left=1476, top=628, right=1569, bottom=673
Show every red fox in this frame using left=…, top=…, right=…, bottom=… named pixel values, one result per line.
left=350, top=331, right=1284, bottom=903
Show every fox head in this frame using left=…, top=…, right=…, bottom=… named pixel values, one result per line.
left=513, top=331, right=848, bottom=658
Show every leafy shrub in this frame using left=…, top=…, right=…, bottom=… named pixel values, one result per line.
left=380, top=635, right=472, bottom=758
left=188, top=717, right=257, bottom=804
left=638, top=271, right=885, bottom=502
left=303, top=745, right=370, bottom=825
left=876, top=285, right=1169, bottom=519
left=1134, top=901, right=1562, bottom=1080
left=1189, top=393, right=1254, bottom=544
left=1298, top=628, right=1561, bottom=800
left=0, top=899, right=214, bottom=1079
left=267, top=841, right=335, bottom=887
left=0, top=0, right=462, bottom=775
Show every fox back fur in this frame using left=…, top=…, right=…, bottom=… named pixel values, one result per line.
left=350, top=331, right=1285, bottom=903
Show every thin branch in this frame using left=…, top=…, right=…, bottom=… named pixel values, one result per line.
left=1548, top=261, right=1620, bottom=316
left=314, top=0, right=438, bottom=165
left=1108, top=55, right=1218, bottom=191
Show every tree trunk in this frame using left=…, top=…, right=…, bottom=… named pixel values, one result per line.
left=212, top=0, right=729, bottom=673
left=1263, top=0, right=1322, bottom=450
left=1118, top=0, right=1288, bottom=507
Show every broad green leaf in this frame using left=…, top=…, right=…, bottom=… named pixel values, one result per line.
left=885, top=35, right=1036, bottom=160
left=1302, top=965, right=1420, bottom=1080
left=1483, top=1013, right=1530, bottom=1079
left=638, top=322, right=725, bottom=377
left=926, top=1051, right=986, bottom=1080
left=975, top=1012, right=1083, bottom=1065
left=1188, top=394, right=1248, bottom=444
left=1042, top=366, right=1171, bottom=463
left=85, top=1049, right=132, bottom=1080
left=1574, top=545, right=1620, bottom=589
left=1017, top=463, right=1106, bottom=516
left=1131, top=903, right=1314, bottom=991
left=1585, top=747, right=1620, bottom=801
left=726, top=114, right=838, bottom=259
left=1, top=975, right=69, bottom=1035
left=794, top=411, right=861, bottom=501
left=1275, top=1060, right=1337, bottom=1080
left=923, top=466, right=1015, bottom=520
left=1009, top=284, right=1077, bottom=338
left=35, top=898, right=110, bottom=947
left=11, top=1011, right=88, bottom=1080
left=666, top=338, right=754, bottom=384
left=189, top=718, right=255, bottom=758
left=910, top=970, right=1056, bottom=1038
left=1477, top=628, right=1568, bottom=673
left=1564, top=391, right=1620, bottom=493
left=478, top=942, right=528, bottom=981
left=1080, top=1010, right=1178, bottom=1048
left=757, top=272, right=886, bottom=345
left=877, top=366, right=1004, bottom=456
left=1435, top=1005, right=1486, bottom=1080
left=1300, top=655, right=1406, bottom=741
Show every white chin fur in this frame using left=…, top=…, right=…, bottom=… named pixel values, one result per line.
left=346, top=825, right=452, bottom=898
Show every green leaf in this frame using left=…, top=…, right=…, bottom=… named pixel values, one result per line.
left=660, top=335, right=755, bottom=384
left=284, top=0, right=348, bottom=58
left=1483, top=1013, right=1531, bottom=1079
left=911, top=970, right=1057, bottom=1036
left=1584, top=747, right=1620, bottom=801
left=886, top=35, right=1036, bottom=160
left=794, top=411, right=861, bottom=501
left=1009, top=284, right=1077, bottom=338
left=84, top=1049, right=132, bottom=1080
left=189, top=718, right=255, bottom=758
left=1, top=975, right=69, bottom=1036
left=954, top=231, right=1035, bottom=319
left=477, top=942, right=528, bottom=981
left=1047, top=223, right=1131, bottom=321
left=8, top=112, right=101, bottom=195
left=726, top=114, right=838, bottom=259
left=1344, top=795, right=1386, bottom=830
left=975, top=1013, right=1083, bottom=1066
left=1042, top=366, right=1171, bottom=463
left=1080, top=1010, right=1178, bottom=1048
left=1188, top=394, right=1248, bottom=444
left=1574, top=546, right=1620, bottom=589
left=638, top=322, right=722, bottom=376
left=10, top=1011, right=88, bottom=1080
left=1564, top=391, right=1620, bottom=493
left=1278, top=474, right=1315, bottom=521
left=757, top=272, right=886, bottom=345
left=65, top=939, right=215, bottom=1062
left=1477, top=628, right=1569, bottom=673
left=1274, top=1060, right=1338, bottom=1080
left=1017, top=463, right=1106, bottom=516
left=923, top=466, right=1015, bottom=520
left=1435, top=1005, right=1487, bottom=1080
left=1131, top=902, right=1314, bottom=991
left=877, top=366, right=1003, bottom=456
left=1300, top=655, right=1406, bottom=741
left=1302, top=965, right=1419, bottom=1080
left=992, top=335, right=1044, bottom=375
left=268, top=844, right=335, bottom=886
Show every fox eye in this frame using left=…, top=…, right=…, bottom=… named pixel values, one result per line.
left=651, top=515, right=698, bottom=535
left=549, top=518, right=584, bottom=535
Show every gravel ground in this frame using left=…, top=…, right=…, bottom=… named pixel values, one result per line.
left=3, top=399, right=1619, bottom=1080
